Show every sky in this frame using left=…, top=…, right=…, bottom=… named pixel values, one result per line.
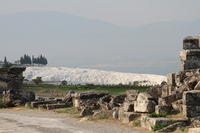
left=0, top=0, right=200, bottom=75
left=0, top=0, right=200, bottom=27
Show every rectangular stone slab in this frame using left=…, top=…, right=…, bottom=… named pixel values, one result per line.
left=183, top=90, right=200, bottom=106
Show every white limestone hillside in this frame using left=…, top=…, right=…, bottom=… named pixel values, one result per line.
left=24, top=67, right=166, bottom=86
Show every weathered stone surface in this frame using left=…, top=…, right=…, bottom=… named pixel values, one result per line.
left=112, top=109, right=119, bottom=119
left=158, top=92, right=183, bottom=106
left=188, top=128, right=200, bottom=133
left=180, top=49, right=200, bottom=71
left=147, top=85, right=162, bottom=98
left=31, top=100, right=58, bottom=108
left=183, top=36, right=200, bottom=50
left=167, top=73, right=176, bottom=86
left=123, top=101, right=134, bottom=112
left=109, top=94, right=126, bottom=108
left=134, top=93, right=156, bottom=113
left=172, top=99, right=183, bottom=112
left=141, top=116, right=188, bottom=131
left=155, top=105, right=172, bottom=114
left=80, top=107, right=94, bottom=116
left=0, top=66, right=26, bottom=91
left=3, top=89, right=35, bottom=106
left=183, top=105, right=200, bottom=118
left=126, top=90, right=138, bottom=102
left=73, top=91, right=108, bottom=109
left=46, top=103, right=68, bottom=110
left=63, top=90, right=75, bottom=105
left=183, top=90, right=200, bottom=106
left=121, top=112, right=140, bottom=124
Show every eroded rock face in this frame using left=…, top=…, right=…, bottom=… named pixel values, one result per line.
left=134, top=93, right=156, bottom=113
left=183, top=90, right=200, bottom=118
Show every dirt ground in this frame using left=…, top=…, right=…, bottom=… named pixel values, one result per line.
left=0, top=108, right=150, bottom=133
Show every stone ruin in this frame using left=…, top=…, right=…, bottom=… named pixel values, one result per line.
left=26, top=36, right=200, bottom=132
left=0, top=66, right=35, bottom=106
left=60, top=36, right=200, bottom=132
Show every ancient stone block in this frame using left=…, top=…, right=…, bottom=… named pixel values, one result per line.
left=183, top=90, right=200, bottom=106
left=3, top=90, right=35, bottom=106
left=172, top=99, right=183, bottom=112
left=123, top=101, right=134, bottom=112
left=147, top=85, right=162, bottom=98
left=183, top=105, right=200, bottom=118
left=31, top=100, right=57, bottom=108
left=155, top=105, right=172, bottom=114
left=46, top=103, right=68, bottom=110
left=126, top=90, right=138, bottom=102
left=80, top=107, right=94, bottom=116
left=134, top=93, right=156, bottom=113
left=183, top=36, right=200, bottom=50
left=158, top=92, right=183, bottom=106
left=167, top=73, right=176, bottom=86
left=122, top=112, right=140, bottom=123
left=180, top=50, right=200, bottom=71
left=141, top=116, right=188, bottom=131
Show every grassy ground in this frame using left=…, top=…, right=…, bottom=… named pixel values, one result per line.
left=22, top=84, right=150, bottom=97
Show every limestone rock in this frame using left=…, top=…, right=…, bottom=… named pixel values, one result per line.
left=121, top=112, right=140, bottom=124
left=134, top=93, right=156, bottom=113
left=123, top=101, right=134, bottom=112
left=155, top=105, right=172, bottom=114
left=80, top=107, right=94, bottom=116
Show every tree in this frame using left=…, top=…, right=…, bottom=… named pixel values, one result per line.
left=4, top=57, right=7, bottom=64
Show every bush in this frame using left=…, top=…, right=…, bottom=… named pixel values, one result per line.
left=149, top=113, right=167, bottom=118
left=32, top=77, right=43, bottom=85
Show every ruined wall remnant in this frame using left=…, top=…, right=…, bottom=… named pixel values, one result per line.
left=0, top=66, right=26, bottom=92
left=180, top=36, right=200, bottom=71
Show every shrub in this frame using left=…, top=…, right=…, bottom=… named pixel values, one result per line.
left=32, top=77, right=43, bottom=85
left=149, top=113, right=167, bottom=118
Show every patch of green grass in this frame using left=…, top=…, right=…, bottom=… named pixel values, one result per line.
left=151, top=123, right=169, bottom=131
left=149, top=113, right=167, bottom=118
left=22, top=84, right=150, bottom=97
left=132, top=120, right=141, bottom=127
